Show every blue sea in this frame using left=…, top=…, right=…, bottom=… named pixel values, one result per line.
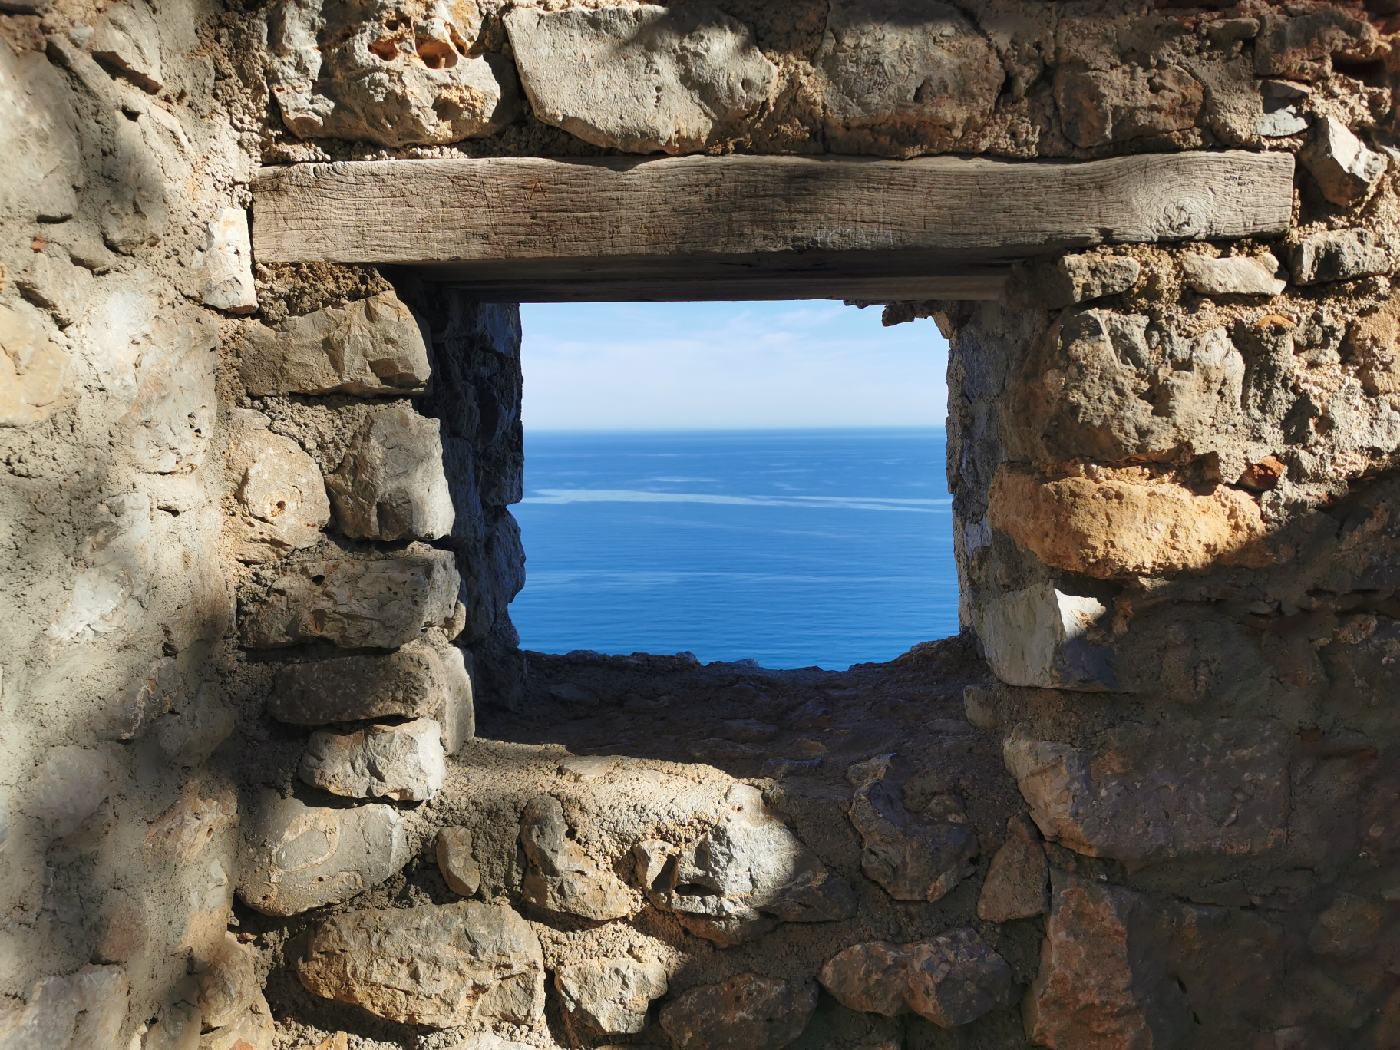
left=509, top=428, right=959, bottom=670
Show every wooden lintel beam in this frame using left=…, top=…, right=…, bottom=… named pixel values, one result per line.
left=251, top=152, right=1294, bottom=301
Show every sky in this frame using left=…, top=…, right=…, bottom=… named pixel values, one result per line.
left=519, top=301, right=948, bottom=431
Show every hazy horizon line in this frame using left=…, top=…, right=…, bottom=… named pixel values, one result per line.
left=523, top=423, right=949, bottom=434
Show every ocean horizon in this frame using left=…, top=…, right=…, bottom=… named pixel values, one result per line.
left=509, top=426, right=959, bottom=670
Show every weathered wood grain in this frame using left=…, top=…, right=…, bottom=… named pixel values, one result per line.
left=251, top=152, right=1294, bottom=300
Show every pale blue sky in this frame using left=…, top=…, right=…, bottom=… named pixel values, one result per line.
left=519, top=301, right=948, bottom=431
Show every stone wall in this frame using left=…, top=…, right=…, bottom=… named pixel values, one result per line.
left=3, top=1, right=1399, bottom=1049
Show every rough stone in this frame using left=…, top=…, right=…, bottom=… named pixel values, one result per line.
left=1003, top=721, right=1290, bottom=864
left=971, top=583, right=1115, bottom=692
left=139, top=999, right=200, bottom=1050
left=25, top=744, right=117, bottom=839
left=198, top=994, right=275, bottom=1050
left=193, top=934, right=260, bottom=1031
left=504, top=4, right=775, bottom=155
left=638, top=784, right=854, bottom=943
left=977, top=816, right=1049, bottom=922
left=1254, top=9, right=1380, bottom=82
left=1013, top=310, right=1248, bottom=470
left=988, top=470, right=1269, bottom=579
left=0, top=39, right=82, bottom=222
left=327, top=403, right=454, bottom=541
left=238, top=546, right=461, bottom=649
left=267, top=641, right=474, bottom=752
left=14, top=242, right=93, bottom=328
left=0, top=965, right=129, bottom=1049
left=819, top=928, right=1013, bottom=1027
left=299, top=717, right=445, bottom=802
left=237, top=792, right=409, bottom=916
left=0, top=298, right=71, bottom=427
left=268, top=0, right=517, bottom=147
left=1308, top=893, right=1383, bottom=959
left=228, top=410, right=331, bottom=563
left=435, top=827, right=481, bottom=897
left=1008, top=255, right=1141, bottom=310
left=554, top=957, right=668, bottom=1040
left=1291, top=229, right=1394, bottom=286
left=296, top=902, right=545, bottom=1028
left=90, top=0, right=164, bottom=93
left=659, top=973, right=817, bottom=1050
left=200, top=208, right=257, bottom=314
left=520, top=795, right=635, bottom=922
left=1026, top=874, right=1190, bottom=1050
left=845, top=754, right=976, bottom=902
left=1181, top=253, right=1287, bottom=297
left=817, top=0, right=1002, bottom=155
left=1055, top=65, right=1204, bottom=148
left=239, top=292, right=431, bottom=397
left=1302, top=117, right=1387, bottom=206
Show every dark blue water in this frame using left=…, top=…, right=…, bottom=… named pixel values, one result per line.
left=509, top=428, right=959, bottom=670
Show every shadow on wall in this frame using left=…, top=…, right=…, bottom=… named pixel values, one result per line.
left=1, top=7, right=276, bottom=1047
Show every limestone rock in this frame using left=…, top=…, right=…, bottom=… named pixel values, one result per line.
left=520, top=795, right=635, bottom=922
left=296, top=902, right=545, bottom=1028
left=0, top=298, right=70, bottom=427
left=328, top=403, right=454, bottom=541
left=988, top=469, right=1269, bottom=579
left=1302, top=117, right=1387, bottom=206
left=199, top=994, right=275, bottom=1050
left=444, top=1037, right=536, bottom=1050
left=200, top=208, right=258, bottom=315
left=239, top=292, right=431, bottom=397
left=1291, top=228, right=1393, bottom=286
left=1013, top=309, right=1248, bottom=470
left=300, top=717, right=445, bottom=802
left=1055, top=65, right=1203, bottom=148
left=978, top=816, right=1048, bottom=923
left=228, top=410, right=331, bottom=563
left=504, top=4, right=774, bottom=155
left=971, top=583, right=1115, bottom=691
left=90, top=0, right=164, bottom=93
left=660, top=973, right=816, bottom=1050
left=1181, top=253, right=1286, bottom=297
left=139, top=999, right=200, bottom=1050
left=1026, top=874, right=1190, bottom=1050
left=1008, top=254, right=1141, bottom=310
left=1003, top=721, right=1290, bottom=864
left=14, top=242, right=92, bottom=327
left=237, top=792, right=409, bottom=916
left=268, top=641, right=474, bottom=752
left=26, top=743, right=116, bottom=839
left=435, top=827, right=481, bottom=897
left=0, top=965, right=128, bottom=1049
left=238, top=547, right=461, bottom=650
left=638, top=784, right=854, bottom=944
left=268, top=0, right=517, bottom=147
left=845, top=755, right=976, bottom=902
left=0, top=39, right=82, bottom=222
left=194, top=934, right=260, bottom=1030
left=817, top=0, right=1001, bottom=156
left=819, top=928, right=1013, bottom=1027
left=555, top=956, right=668, bottom=1039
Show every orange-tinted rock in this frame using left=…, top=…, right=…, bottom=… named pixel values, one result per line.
left=988, top=468, right=1269, bottom=579
left=977, top=816, right=1048, bottom=922
left=1026, top=874, right=1190, bottom=1050
left=820, top=928, right=1013, bottom=1028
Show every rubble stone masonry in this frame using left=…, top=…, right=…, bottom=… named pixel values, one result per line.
left=1, top=1, right=1398, bottom=1048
